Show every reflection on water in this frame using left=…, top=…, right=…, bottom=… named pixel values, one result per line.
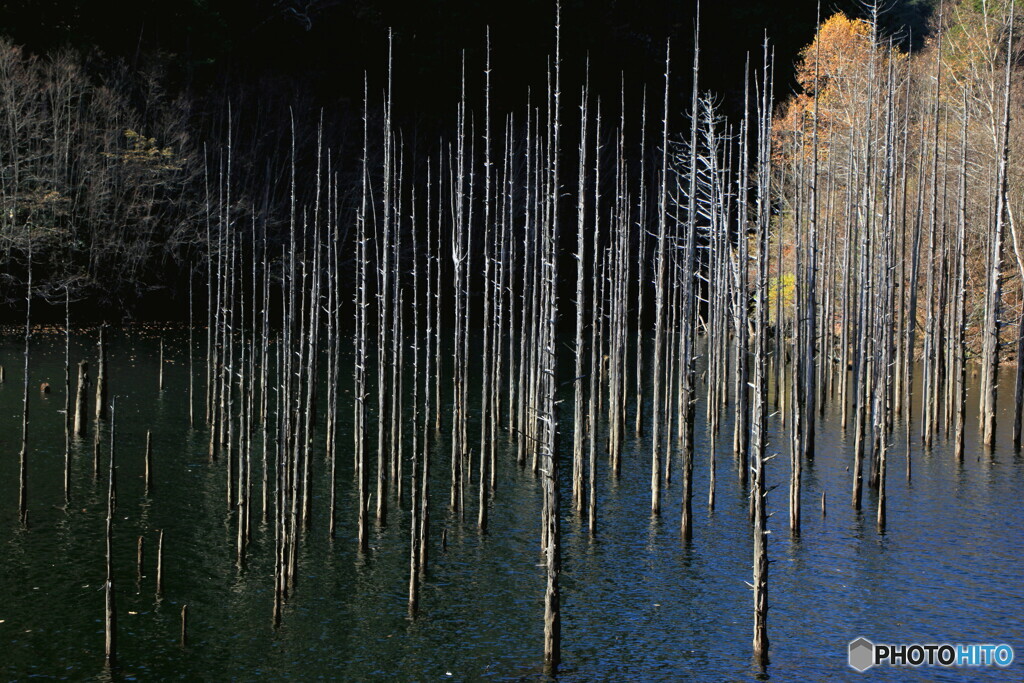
left=1, top=328, right=1022, bottom=680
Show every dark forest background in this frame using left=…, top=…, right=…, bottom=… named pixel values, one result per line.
left=2, top=1, right=939, bottom=114
left=0, top=0, right=938, bottom=320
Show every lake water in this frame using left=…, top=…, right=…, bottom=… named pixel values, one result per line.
left=1, top=327, right=1022, bottom=680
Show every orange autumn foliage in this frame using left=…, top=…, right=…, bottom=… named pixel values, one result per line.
left=774, top=12, right=904, bottom=157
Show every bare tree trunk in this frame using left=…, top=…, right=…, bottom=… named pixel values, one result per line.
left=955, top=93, right=969, bottom=461
left=355, top=76, right=371, bottom=554
left=18, top=245, right=32, bottom=525
left=681, top=18, right=699, bottom=543
left=74, top=360, right=89, bottom=437
left=733, top=65, right=751, bottom=482
left=634, top=94, right=649, bottom=443
left=478, top=32, right=494, bottom=532
left=751, top=43, right=773, bottom=667
left=543, top=6, right=563, bottom=672
left=572, top=71, right=590, bottom=516
left=104, top=401, right=117, bottom=668
left=189, top=274, right=195, bottom=427
left=64, top=287, right=71, bottom=504
left=650, top=40, right=671, bottom=517
left=982, top=2, right=1015, bottom=448
left=420, top=162, right=435, bottom=576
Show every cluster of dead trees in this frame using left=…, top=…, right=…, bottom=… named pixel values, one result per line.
left=184, top=0, right=783, bottom=666
left=109, top=0, right=1024, bottom=672
left=7, top=0, right=1021, bottom=674
left=772, top=0, right=1021, bottom=456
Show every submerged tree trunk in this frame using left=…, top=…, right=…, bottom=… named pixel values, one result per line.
left=543, top=6, right=563, bottom=673
left=751, top=41, right=773, bottom=668
left=982, top=3, right=1015, bottom=449
left=18, top=244, right=32, bottom=526
left=104, top=401, right=117, bottom=668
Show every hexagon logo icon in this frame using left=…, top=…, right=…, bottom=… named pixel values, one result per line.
left=849, top=637, right=875, bottom=672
